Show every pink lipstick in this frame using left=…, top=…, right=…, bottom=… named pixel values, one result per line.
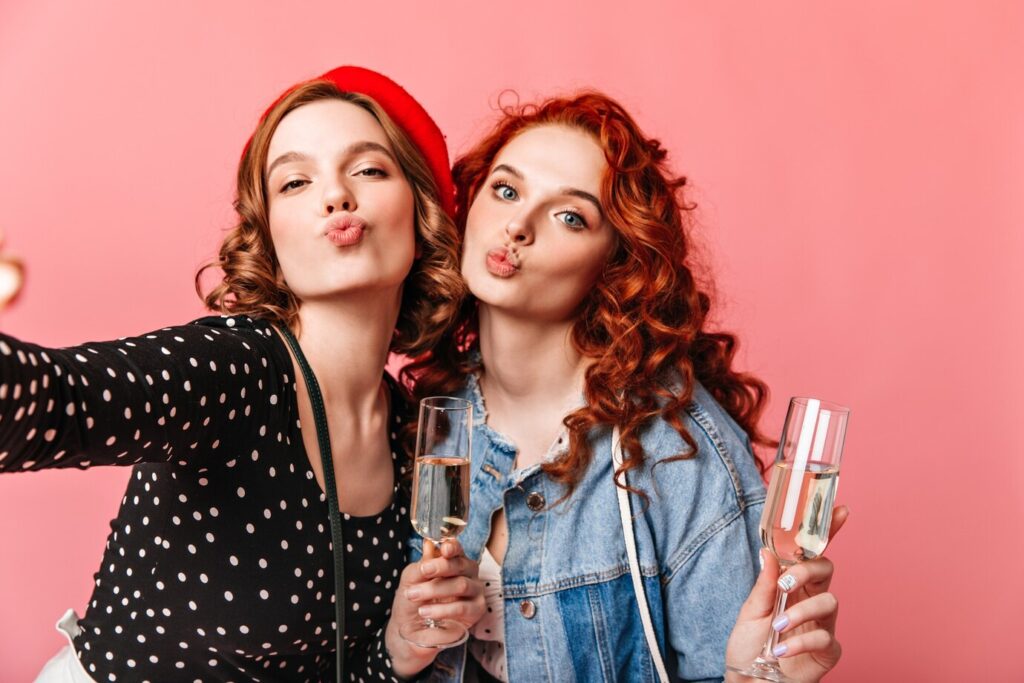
left=485, top=248, right=518, bottom=278
left=325, top=214, right=367, bottom=247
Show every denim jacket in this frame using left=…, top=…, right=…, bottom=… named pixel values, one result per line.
left=411, top=373, right=766, bottom=683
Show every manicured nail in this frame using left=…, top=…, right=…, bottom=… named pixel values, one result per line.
left=421, top=562, right=437, bottom=577
left=772, top=643, right=788, bottom=658
left=772, top=614, right=790, bottom=632
left=406, top=588, right=422, bottom=600
left=418, top=606, right=437, bottom=618
left=778, top=574, right=797, bottom=592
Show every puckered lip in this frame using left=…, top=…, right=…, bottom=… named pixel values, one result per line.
left=486, top=246, right=520, bottom=277
left=324, top=213, right=368, bottom=247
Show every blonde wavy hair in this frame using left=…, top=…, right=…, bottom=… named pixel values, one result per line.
left=196, top=80, right=464, bottom=356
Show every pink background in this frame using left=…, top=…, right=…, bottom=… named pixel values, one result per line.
left=1, top=1, right=1020, bottom=680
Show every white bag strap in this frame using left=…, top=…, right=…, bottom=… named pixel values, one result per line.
left=612, top=426, right=671, bottom=683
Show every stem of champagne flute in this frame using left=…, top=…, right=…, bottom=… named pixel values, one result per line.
left=756, top=581, right=789, bottom=668
left=422, top=539, right=441, bottom=628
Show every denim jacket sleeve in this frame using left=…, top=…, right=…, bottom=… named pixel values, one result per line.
left=640, top=384, right=766, bottom=682
left=663, top=498, right=763, bottom=682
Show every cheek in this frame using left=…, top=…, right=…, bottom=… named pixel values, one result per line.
left=541, top=242, right=613, bottom=306
left=463, top=197, right=496, bottom=244
left=267, top=207, right=295, bottom=259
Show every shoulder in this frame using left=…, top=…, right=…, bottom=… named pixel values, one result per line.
left=637, top=374, right=766, bottom=510
left=189, top=314, right=279, bottom=342
left=186, top=314, right=290, bottom=363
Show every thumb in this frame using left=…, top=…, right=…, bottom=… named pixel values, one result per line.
left=737, top=550, right=781, bottom=621
left=0, top=257, right=24, bottom=310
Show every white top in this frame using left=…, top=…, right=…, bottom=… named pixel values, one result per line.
left=468, top=546, right=508, bottom=681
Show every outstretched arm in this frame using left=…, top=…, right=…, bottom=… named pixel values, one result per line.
left=0, top=317, right=291, bottom=472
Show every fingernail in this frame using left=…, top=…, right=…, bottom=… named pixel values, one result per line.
left=421, top=562, right=436, bottom=577
left=772, top=643, right=788, bottom=658
left=418, top=606, right=436, bottom=618
left=777, top=574, right=797, bottom=592
left=406, top=588, right=422, bottom=600
left=772, top=614, right=790, bottom=632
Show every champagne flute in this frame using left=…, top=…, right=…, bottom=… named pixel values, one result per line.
left=727, top=397, right=849, bottom=682
left=399, top=396, right=473, bottom=649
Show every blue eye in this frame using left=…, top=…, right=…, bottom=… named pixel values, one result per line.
left=492, top=182, right=518, bottom=201
left=557, top=211, right=588, bottom=230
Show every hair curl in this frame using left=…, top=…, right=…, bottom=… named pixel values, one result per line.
left=403, top=92, right=771, bottom=501
left=196, top=80, right=464, bottom=357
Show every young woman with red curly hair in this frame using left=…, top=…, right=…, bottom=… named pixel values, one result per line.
left=403, top=93, right=847, bottom=682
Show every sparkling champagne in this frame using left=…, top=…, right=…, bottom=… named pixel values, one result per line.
left=411, top=455, right=470, bottom=542
left=760, top=461, right=839, bottom=565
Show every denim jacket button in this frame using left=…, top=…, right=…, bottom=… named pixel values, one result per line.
left=519, top=600, right=537, bottom=619
left=526, top=492, right=545, bottom=511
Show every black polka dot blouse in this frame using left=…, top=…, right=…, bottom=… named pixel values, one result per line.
left=0, top=315, right=410, bottom=682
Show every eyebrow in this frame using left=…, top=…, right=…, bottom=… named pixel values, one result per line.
left=266, top=141, right=397, bottom=178
left=491, top=163, right=604, bottom=218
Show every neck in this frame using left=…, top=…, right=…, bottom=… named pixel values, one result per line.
left=476, top=305, right=587, bottom=404
left=290, top=288, right=400, bottom=415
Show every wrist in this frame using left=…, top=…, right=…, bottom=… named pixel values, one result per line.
left=385, top=619, right=437, bottom=679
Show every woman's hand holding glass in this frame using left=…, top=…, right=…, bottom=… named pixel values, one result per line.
left=385, top=539, right=485, bottom=678
left=727, top=397, right=849, bottom=682
left=726, top=507, right=848, bottom=682
left=384, top=396, right=483, bottom=678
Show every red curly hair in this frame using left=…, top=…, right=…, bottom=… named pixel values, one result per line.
left=403, top=92, right=770, bottom=498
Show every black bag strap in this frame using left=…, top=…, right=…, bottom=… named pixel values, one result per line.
left=278, top=326, right=345, bottom=683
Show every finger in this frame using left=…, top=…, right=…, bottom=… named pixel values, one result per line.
left=828, top=505, right=850, bottom=541
left=419, top=555, right=478, bottom=581
left=773, top=592, right=839, bottom=635
left=775, top=628, right=841, bottom=664
left=777, top=557, right=835, bottom=596
left=736, top=549, right=782, bottom=621
left=438, top=538, right=465, bottom=559
left=422, top=539, right=440, bottom=561
left=406, top=575, right=481, bottom=604
left=416, top=595, right=485, bottom=623
left=0, top=259, right=24, bottom=308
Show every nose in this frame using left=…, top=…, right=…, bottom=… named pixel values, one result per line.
left=505, top=215, right=534, bottom=246
left=322, top=179, right=356, bottom=215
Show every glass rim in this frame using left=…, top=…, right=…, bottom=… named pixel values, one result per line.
left=419, top=395, right=472, bottom=411
left=790, top=396, right=850, bottom=415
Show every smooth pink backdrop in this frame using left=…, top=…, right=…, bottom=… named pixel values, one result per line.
left=1, top=1, right=1021, bottom=681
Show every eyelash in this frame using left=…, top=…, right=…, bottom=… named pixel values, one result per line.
left=491, top=181, right=519, bottom=201
left=556, top=210, right=588, bottom=230
left=278, top=165, right=387, bottom=194
left=280, top=179, right=307, bottom=193
left=492, top=181, right=590, bottom=230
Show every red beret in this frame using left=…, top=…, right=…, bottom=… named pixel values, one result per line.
left=247, top=66, right=455, bottom=218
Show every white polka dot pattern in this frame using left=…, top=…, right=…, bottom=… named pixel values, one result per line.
left=0, top=316, right=407, bottom=681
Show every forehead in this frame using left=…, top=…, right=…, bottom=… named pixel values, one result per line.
left=494, top=124, right=607, bottom=192
left=267, top=99, right=390, bottom=162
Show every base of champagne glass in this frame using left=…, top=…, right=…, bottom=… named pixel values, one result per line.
left=398, top=618, right=469, bottom=649
left=726, top=658, right=792, bottom=682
